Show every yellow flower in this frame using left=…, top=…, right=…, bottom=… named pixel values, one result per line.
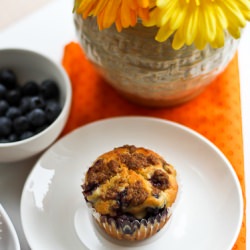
left=74, top=0, right=156, bottom=31
left=144, top=0, right=250, bottom=50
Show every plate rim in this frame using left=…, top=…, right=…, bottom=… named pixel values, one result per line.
left=20, top=116, right=244, bottom=250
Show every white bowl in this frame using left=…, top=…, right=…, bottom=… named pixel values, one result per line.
left=0, top=48, right=72, bottom=163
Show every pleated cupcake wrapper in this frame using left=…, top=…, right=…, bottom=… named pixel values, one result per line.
left=90, top=207, right=170, bottom=241
left=85, top=171, right=182, bottom=241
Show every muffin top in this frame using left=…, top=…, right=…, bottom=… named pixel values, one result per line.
left=82, top=145, right=178, bottom=219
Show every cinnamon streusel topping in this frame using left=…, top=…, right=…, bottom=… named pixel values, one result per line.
left=83, top=145, right=178, bottom=219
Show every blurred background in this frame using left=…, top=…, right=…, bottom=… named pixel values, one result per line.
left=0, top=0, right=52, bottom=30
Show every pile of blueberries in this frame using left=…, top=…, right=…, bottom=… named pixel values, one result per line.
left=0, top=68, right=62, bottom=143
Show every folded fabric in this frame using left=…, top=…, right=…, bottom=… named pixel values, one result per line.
left=62, top=42, right=246, bottom=249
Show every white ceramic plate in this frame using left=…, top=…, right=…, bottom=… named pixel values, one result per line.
left=21, top=116, right=243, bottom=250
left=0, top=204, right=20, bottom=250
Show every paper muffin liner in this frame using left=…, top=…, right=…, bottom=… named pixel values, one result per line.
left=90, top=206, right=170, bottom=241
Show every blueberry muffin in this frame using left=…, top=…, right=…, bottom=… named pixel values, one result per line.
left=82, top=145, right=178, bottom=241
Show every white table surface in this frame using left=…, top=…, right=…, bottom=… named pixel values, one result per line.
left=0, top=0, right=249, bottom=249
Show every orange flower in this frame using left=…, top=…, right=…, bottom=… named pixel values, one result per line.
left=74, top=0, right=250, bottom=49
left=74, top=0, right=155, bottom=31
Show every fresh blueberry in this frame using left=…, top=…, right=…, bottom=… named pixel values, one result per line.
left=0, top=69, right=17, bottom=89
left=0, top=84, right=7, bottom=99
left=40, top=79, right=59, bottom=99
left=0, top=138, right=9, bottom=143
left=29, top=96, right=45, bottom=110
left=6, top=89, right=21, bottom=106
left=19, top=131, right=34, bottom=140
left=13, top=116, right=30, bottom=134
left=0, top=117, right=12, bottom=136
left=45, top=101, right=61, bottom=123
left=6, top=107, right=22, bottom=120
left=35, top=124, right=48, bottom=134
left=0, top=100, right=9, bottom=115
left=19, top=97, right=31, bottom=114
left=21, top=81, right=40, bottom=96
left=8, top=133, right=18, bottom=142
left=27, top=108, right=47, bottom=127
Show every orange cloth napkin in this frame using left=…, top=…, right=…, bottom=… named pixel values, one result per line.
left=62, top=42, right=246, bottom=250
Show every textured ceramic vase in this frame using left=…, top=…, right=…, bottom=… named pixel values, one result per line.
left=74, top=14, right=239, bottom=107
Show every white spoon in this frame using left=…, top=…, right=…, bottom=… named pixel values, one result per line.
left=0, top=204, right=20, bottom=250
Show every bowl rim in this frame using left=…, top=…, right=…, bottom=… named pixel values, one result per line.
left=0, top=47, right=72, bottom=147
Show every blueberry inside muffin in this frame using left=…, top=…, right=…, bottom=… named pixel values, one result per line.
left=82, top=145, right=178, bottom=241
